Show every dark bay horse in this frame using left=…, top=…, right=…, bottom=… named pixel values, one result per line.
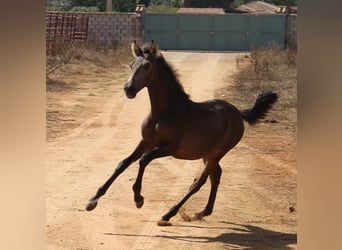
left=86, top=41, right=278, bottom=226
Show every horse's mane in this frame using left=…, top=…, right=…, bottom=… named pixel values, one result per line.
left=157, top=56, right=190, bottom=100
left=142, top=44, right=190, bottom=100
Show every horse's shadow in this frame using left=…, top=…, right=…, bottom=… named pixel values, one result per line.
left=105, top=221, right=297, bottom=249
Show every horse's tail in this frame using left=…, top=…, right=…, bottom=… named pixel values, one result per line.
left=241, top=91, right=278, bottom=126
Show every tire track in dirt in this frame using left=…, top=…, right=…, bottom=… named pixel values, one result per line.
left=46, top=82, right=151, bottom=249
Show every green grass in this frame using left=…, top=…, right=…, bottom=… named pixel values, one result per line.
left=146, top=5, right=179, bottom=13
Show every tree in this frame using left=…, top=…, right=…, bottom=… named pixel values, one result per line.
left=106, top=0, right=112, bottom=12
left=184, top=0, right=233, bottom=9
left=230, top=0, right=244, bottom=8
left=112, top=0, right=136, bottom=12
left=264, top=0, right=297, bottom=6
left=68, top=0, right=105, bottom=11
left=137, top=0, right=151, bottom=7
left=183, top=0, right=297, bottom=9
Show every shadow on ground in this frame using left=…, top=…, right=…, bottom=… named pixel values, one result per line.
left=105, top=221, right=297, bottom=249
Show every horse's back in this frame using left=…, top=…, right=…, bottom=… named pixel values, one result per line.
left=173, top=99, right=244, bottom=160
left=196, top=99, right=245, bottom=145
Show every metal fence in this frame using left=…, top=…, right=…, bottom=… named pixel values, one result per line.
left=144, top=14, right=286, bottom=51
left=46, top=12, right=89, bottom=53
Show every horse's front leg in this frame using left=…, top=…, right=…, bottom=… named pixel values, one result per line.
left=132, top=147, right=170, bottom=208
left=86, top=140, right=147, bottom=211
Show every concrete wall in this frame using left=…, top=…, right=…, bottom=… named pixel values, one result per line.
left=46, top=12, right=296, bottom=50
left=87, top=12, right=143, bottom=46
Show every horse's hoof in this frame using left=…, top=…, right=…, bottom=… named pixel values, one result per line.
left=157, top=220, right=172, bottom=226
left=135, top=199, right=144, bottom=209
left=86, top=200, right=98, bottom=211
left=192, top=212, right=204, bottom=221
left=134, top=195, right=144, bottom=208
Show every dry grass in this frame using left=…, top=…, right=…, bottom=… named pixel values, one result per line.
left=217, top=47, right=297, bottom=167
left=227, top=47, right=297, bottom=120
left=46, top=40, right=133, bottom=141
left=46, top=40, right=132, bottom=76
left=46, top=40, right=132, bottom=93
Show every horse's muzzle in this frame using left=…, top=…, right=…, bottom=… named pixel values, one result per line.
left=124, top=82, right=137, bottom=99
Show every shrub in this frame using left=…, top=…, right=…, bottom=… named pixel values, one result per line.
left=146, top=5, right=179, bottom=13
left=68, top=6, right=100, bottom=12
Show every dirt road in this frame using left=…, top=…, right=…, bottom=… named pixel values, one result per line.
left=46, top=52, right=297, bottom=249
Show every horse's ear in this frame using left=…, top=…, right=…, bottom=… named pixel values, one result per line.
left=150, top=40, right=160, bottom=57
left=131, top=40, right=143, bottom=58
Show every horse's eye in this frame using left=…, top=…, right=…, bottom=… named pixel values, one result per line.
left=143, top=61, right=152, bottom=71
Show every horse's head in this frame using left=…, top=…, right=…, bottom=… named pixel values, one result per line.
left=124, top=40, right=160, bottom=99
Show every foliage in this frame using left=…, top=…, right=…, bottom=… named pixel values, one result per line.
left=235, top=46, right=296, bottom=86
left=145, top=5, right=179, bottom=13
left=264, top=0, right=297, bottom=6
left=184, top=0, right=235, bottom=10
left=68, top=6, right=100, bottom=12
left=67, top=0, right=105, bottom=11
left=149, top=0, right=181, bottom=7
left=137, top=0, right=151, bottom=7
left=46, top=1, right=72, bottom=11
left=182, top=0, right=297, bottom=9
left=112, top=0, right=136, bottom=12
left=230, top=0, right=244, bottom=9
left=47, top=0, right=297, bottom=13
left=47, top=0, right=138, bottom=13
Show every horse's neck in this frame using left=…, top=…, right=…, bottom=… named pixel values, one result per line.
left=148, top=65, right=190, bottom=119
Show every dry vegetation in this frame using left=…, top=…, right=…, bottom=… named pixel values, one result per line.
left=233, top=46, right=297, bottom=128
left=46, top=40, right=131, bottom=75
left=46, top=41, right=132, bottom=141
left=217, top=46, right=297, bottom=167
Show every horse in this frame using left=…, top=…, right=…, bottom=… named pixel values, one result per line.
left=86, top=40, right=278, bottom=226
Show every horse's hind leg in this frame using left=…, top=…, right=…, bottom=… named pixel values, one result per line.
left=192, top=163, right=222, bottom=221
left=86, top=140, right=147, bottom=211
left=132, top=148, right=170, bottom=208
left=158, top=166, right=211, bottom=226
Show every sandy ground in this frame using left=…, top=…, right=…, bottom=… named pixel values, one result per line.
left=46, top=51, right=297, bottom=249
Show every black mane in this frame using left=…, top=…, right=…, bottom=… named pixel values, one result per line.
left=157, top=55, right=190, bottom=99
left=141, top=43, right=190, bottom=101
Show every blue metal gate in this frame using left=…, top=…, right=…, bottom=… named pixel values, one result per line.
left=144, top=14, right=286, bottom=51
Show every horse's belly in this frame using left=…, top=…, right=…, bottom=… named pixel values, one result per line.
left=172, top=149, right=204, bottom=160
left=172, top=135, right=221, bottom=160
left=172, top=117, right=244, bottom=160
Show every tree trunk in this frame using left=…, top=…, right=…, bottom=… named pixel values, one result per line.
left=106, top=0, right=112, bottom=12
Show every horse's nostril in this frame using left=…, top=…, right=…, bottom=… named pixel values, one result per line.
left=124, top=83, right=132, bottom=92
left=124, top=83, right=136, bottom=98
